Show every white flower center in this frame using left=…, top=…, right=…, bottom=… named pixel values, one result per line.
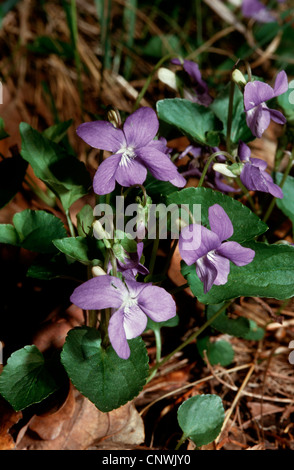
left=122, top=294, right=138, bottom=312
left=118, top=146, right=136, bottom=167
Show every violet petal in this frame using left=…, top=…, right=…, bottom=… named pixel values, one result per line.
left=93, top=154, right=121, bottom=195
left=115, top=157, right=147, bottom=187
left=137, top=285, right=176, bottom=322
left=245, top=103, right=271, bottom=138
left=76, top=121, right=125, bottom=152
left=70, top=275, right=125, bottom=310
left=244, top=81, right=274, bottom=111
left=179, top=224, right=221, bottom=265
left=123, top=107, right=159, bottom=148
left=108, top=307, right=130, bottom=359
left=273, top=71, right=288, bottom=97
left=123, top=303, right=148, bottom=339
left=137, top=146, right=186, bottom=187
left=195, top=255, right=218, bottom=294
left=208, top=204, right=234, bottom=242
left=216, top=241, right=255, bottom=266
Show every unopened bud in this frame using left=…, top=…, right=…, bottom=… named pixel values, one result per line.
left=92, top=220, right=112, bottom=248
left=232, top=69, right=247, bottom=89
left=91, top=266, right=107, bottom=277
left=213, top=163, right=237, bottom=178
left=158, top=68, right=177, bottom=91
left=107, top=108, right=122, bottom=128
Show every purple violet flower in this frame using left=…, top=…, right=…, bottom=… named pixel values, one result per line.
left=244, top=71, right=288, bottom=138
left=113, top=242, right=149, bottom=280
left=179, top=204, right=255, bottom=293
left=238, top=141, right=283, bottom=198
left=241, top=0, right=276, bottom=23
left=70, top=275, right=176, bottom=359
left=171, top=59, right=213, bottom=107
left=77, top=107, right=186, bottom=195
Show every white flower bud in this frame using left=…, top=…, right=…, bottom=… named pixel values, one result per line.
left=213, top=163, right=237, bottom=178
left=232, top=69, right=247, bottom=88
left=91, top=266, right=107, bottom=277
left=158, top=68, right=177, bottom=91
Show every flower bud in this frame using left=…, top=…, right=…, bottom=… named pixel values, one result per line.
left=158, top=68, right=177, bottom=91
left=107, top=108, right=122, bottom=128
left=232, top=69, right=247, bottom=90
left=91, top=266, right=107, bottom=277
left=92, top=220, right=112, bottom=248
left=213, top=163, right=237, bottom=178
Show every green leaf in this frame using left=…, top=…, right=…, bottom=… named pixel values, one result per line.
left=275, top=172, right=294, bottom=227
left=53, top=236, right=102, bottom=265
left=142, top=35, right=183, bottom=58
left=177, top=394, right=225, bottom=447
left=210, top=84, right=254, bottom=144
left=277, top=86, right=294, bottom=125
left=76, top=204, right=94, bottom=237
left=20, top=122, right=91, bottom=211
left=166, top=187, right=268, bottom=243
left=0, top=224, right=19, bottom=245
left=206, top=303, right=264, bottom=340
left=0, top=117, right=9, bottom=140
left=28, top=37, right=74, bottom=60
left=61, top=327, right=149, bottom=412
left=146, top=314, right=179, bottom=332
left=42, top=119, right=73, bottom=143
left=0, top=346, right=60, bottom=411
left=12, top=209, right=67, bottom=253
left=26, top=253, right=86, bottom=280
left=156, top=98, right=221, bottom=146
left=182, top=241, right=294, bottom=304
left=197, top=337, right=234, bottom=367
left=0, top=154, right=28, bottom=208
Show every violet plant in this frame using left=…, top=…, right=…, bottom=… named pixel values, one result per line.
left=0, top=42, right=294, bottom=447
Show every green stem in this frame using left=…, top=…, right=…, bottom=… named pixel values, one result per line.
left=148, top=300, right=232, bottom=378
left=154, top=328, right=162, bottom=364
left=235, top=177, right=256, bottom=212
left=175, top=433, right=187, bottom=450
left=198, top=150, right=234, bottom=188
left=226, top=79, right=235, bottom=154
left=109, top=250, right=117, bottom=277
left=87, top=265, right=98, bottom=328
left=263, top=149, right=294, bottom=224
left=133, top=53, right=175, bottom=110
left=149, top=235, right=159, bottom=276
left=195, top=0, right=202, bottom=46
left=66, top=209, right=75, bottom=237
left=24, top=177, right=56, bottom=207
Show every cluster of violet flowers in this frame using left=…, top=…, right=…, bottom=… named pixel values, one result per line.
left=71, top=59, right=288, bottom=359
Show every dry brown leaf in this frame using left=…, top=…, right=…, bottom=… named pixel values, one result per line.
left=0, top=397, right=22, bottom=450
left=27, top=385, right=76, bottom=441
left=16, top=390, right=145, bottom=450
left=168, top=244, right=192, bottom=296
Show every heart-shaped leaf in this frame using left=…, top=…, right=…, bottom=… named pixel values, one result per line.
left=182, top=241, right=294, bottom=304
left=61, top=327, right=149, bottom=412
left=0, top=346, right=60, bottom=411
left=156, top=98, right=221, bottom=146
left=167, top=187, right=268, bottom=243
left=177, top=394, right=225, bottom=447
